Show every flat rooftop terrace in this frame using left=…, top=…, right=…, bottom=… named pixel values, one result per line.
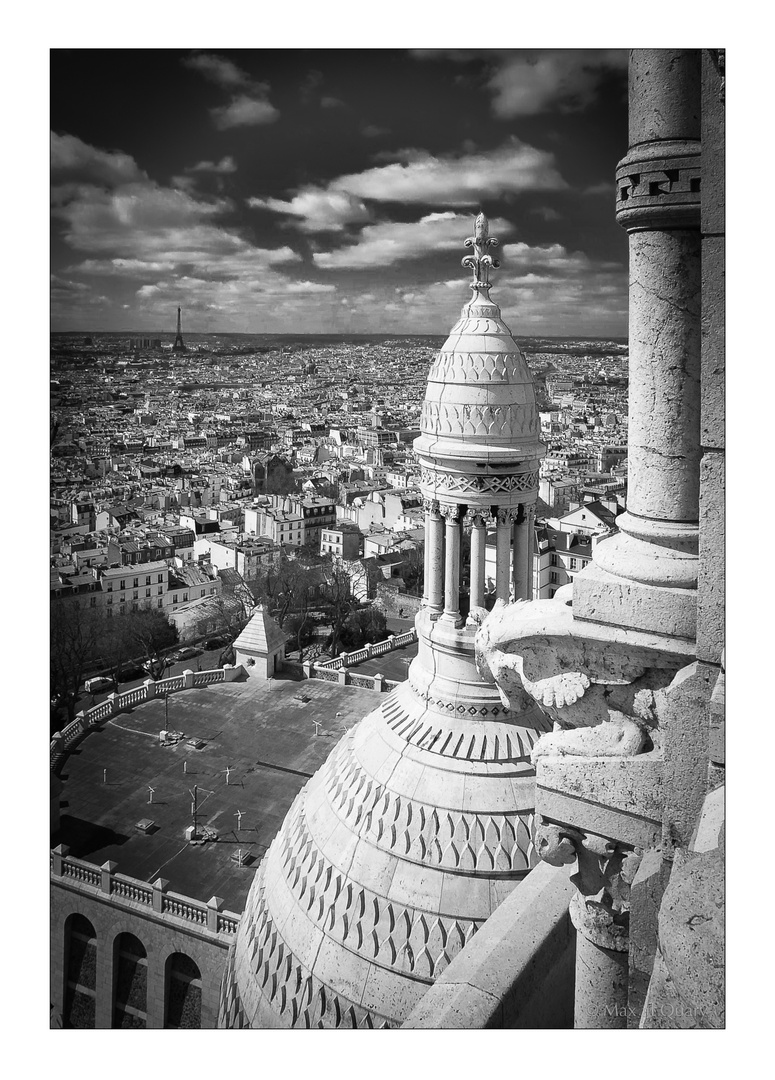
left=56, top=675, right=384, bottom=914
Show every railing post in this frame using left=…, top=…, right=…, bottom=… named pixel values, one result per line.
left=51, top=731, right=65, bottom=755
left=364, top=644, right=373, bottom=659
left=106, top=692, right=118, bottom=715
left=338, top=668, right=348, bottom=686
left=303, top=661, right=313, bottom=678
left=100, top=860, right=118, bottom=894
left=207, top=895, right=224, bottom=932
left=183, top=668, right=195, bottom=689
left=52, top=844, right=69, bottom=876
left=374, top=674, right=385, bottom=693
left=144, top=678, right=156, bottom=699
left=340, top=652, right=349, bottom=668
left=152, top=877, right=169, bottom=913
left=75, top=711, right=88, bottom=734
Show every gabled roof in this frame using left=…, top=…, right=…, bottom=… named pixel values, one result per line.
left=232, top=605, right=288, bottom=656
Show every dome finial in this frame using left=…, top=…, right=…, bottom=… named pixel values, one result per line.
left=462, top=211, right=500, bottom=292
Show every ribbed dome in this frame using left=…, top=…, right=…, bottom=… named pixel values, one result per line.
left=419, top=290, right=541, bottom=452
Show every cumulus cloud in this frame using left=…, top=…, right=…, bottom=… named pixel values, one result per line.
left=183, top=51, right=279, bottom=128
left=185, top=156, right=238, bottom=175
left=415, top=49, right=627, bottom=117
left=248, top=138, right=566, bottom=233
left=51, top=132, right=146, bottom=189
left=248, top=188, right=372, bottom=233
left=329, top=138, right=566, bottom=205
left=312, top=211, right=513, bottom=269
left=51, top=132, right=302, bottom=312
left=211, top=94, right=278, bottom=129
left=182, top=52, right=253, bottom=89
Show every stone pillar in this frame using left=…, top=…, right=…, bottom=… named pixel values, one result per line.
left=573, top=49, right=702, bottom=642
left=441, top=503, right=462, bottom=622
left=512, top=505, right=530, bottom=600
left=571, top=893, right=629, bottom=1029
left=469, top=513, right=487, bottom=611
left=495, top=508, right=514, bottom=602
left=535, top=823, right=634, bottom=1030
left=525, top=506, right=535, bottom=600
left=424, top=499, right=444, bottom=614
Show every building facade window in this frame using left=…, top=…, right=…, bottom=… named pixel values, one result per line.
left=158, top=574, right=164, bottom=583
left=63, top=914, right=97, bottom=1029
left=133, top=578, right=139, bottom=588
left=113, top=933, right=147, bottom=1028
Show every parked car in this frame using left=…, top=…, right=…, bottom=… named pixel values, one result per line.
left=84, top=676, right=114, bottom=694
left=168, top=646, right=203, bottom=663
left=119, top=664, right=146, bottom=682
left=203, top=635, right=229, bottom=650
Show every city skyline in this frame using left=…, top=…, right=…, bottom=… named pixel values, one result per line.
left=51, top=49, right=629, bottom=337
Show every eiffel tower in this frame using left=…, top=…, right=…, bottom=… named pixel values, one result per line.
left=172, top=306, right=186, bottom=351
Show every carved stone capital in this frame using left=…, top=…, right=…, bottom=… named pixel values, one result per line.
left=466, top=510, right=490, bottom=529
left=422, top=497, right=440, bottom=516
left=537, top=818, right=640, bottom=951
left=495, top=507, right=517, bottom=527
left=439, top=503, right=462, bottom=524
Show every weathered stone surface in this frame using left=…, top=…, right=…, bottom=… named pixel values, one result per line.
left=536, top=756, right=663, bottom=851
left=572, top=562, right=697, bottom=640
left=701, top=50, right=725, bottom=237
left=700, top=238, right=725, bottom=449
left=404, top=860, right=575, bottom=1029
left=660, top=662, right=714, bottom=847
left=653, top=844, right=724, bottom=1028
left=626, top=848, right=672, bottom=1028
left=628, top=50, right=700, bottom=145
left=697, top=452, right=724, bottom=665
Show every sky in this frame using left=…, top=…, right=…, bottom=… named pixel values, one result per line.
left=51, top=48, right=629, bottom=337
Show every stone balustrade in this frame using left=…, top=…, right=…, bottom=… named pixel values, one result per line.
left=311, top=629, right=417, bottom=672
left=51, top=845, right=240, bottom=938
left=50, top=666, right=241, bottom=772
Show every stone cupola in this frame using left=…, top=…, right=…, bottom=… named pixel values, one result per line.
left=219, top=214, right=548, bottom=1030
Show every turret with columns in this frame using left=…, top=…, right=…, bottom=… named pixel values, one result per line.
left=218, top=214, right=549, bottom=1030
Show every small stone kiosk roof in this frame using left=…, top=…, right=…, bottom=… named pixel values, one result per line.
left=232, top=606, right=288, bottom=658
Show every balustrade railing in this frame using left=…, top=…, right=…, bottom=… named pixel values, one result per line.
left=62, top=859, right=101, bottom=888
left=193, top=669, right=225, bottom=687
left=52, top=850, right=240, bottom=936
left=112, top=877, right=153, bottom=905
left=50, top=664, right=238, bottom=772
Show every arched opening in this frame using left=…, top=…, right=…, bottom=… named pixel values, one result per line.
left=165, top=953, right=202, bottom=1028
left=112, top=932, right=147, bottom=1028
left=63, top=913, right=97, bottom=1028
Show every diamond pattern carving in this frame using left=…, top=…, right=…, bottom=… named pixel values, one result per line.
left=420, top=467, right=539, bottom=495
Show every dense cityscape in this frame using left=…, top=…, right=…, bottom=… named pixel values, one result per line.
left=50, top=323, right=630, bottom=728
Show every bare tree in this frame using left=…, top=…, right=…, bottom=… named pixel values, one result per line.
left=50, top=601, right=102, bottom=725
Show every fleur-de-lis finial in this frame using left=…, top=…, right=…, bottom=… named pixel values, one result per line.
left=462, top=211, right=500, bottom=292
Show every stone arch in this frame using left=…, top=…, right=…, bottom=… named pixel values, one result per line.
left=164, top=952, right=203, bottom=1028
left=62, top=913, right=97, bottom=1028
left=112, top=931, right=148, bottom=1028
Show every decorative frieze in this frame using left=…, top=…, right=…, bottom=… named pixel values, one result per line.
left=421, top=400, right=538, bottom=440
left=420, top=467, right=539, bottom=496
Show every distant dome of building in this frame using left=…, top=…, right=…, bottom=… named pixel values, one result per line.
left=219, top=213, right=547, bottom=1030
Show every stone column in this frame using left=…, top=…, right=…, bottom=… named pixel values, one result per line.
left=512, top=505, right=529, bottom=600
left=469, top=513, right=487, bottom=611
left=495, top=508, right=515, bottom=602
left=441, top=503, right=462, bottom=622
left=536, top=823, right=635, bottom=1030
left=571, top=893, right=629, bottom=1029
left=424, top=499, right=444, bottom=614
left=525, top=505, right=535, bottom=600
left=573, top=49, right=702, bottom=642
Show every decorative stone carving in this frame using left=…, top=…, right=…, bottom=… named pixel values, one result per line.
left=438, top=502, right=462, bottom=523
left=421, top=497, right=440, bottom=514
left=420, top=468, right=539, bottom=496
left=475, top=599, right=691, bottom=761
left=495, top=508, right=518, bottom=527
left=462, top=211, right=500, bottom=290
